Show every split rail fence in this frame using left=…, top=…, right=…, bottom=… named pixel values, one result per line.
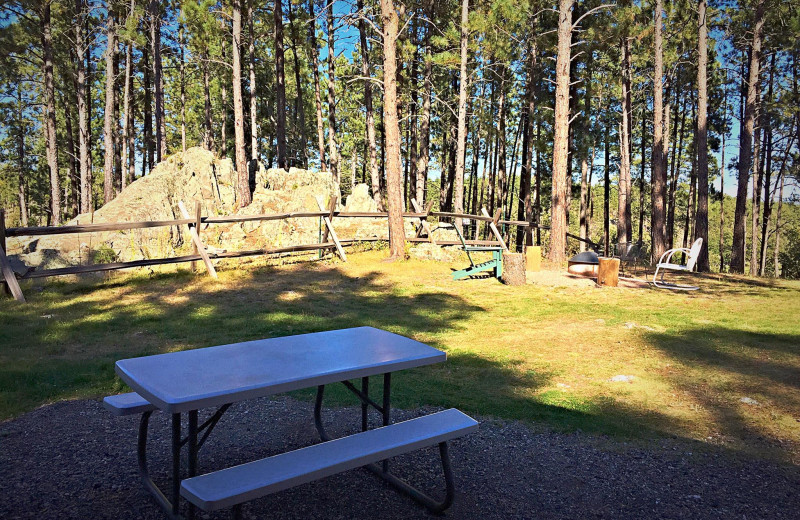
left=1, top=199, right=578, bottom=303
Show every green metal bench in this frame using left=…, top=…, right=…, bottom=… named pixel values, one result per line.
left=444, top=223, right=503, bottom=281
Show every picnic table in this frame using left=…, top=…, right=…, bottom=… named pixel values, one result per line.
left=104, top=327, right=477, bottom=519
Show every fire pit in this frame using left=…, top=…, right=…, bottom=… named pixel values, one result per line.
left=568, top=251, right=599, bottom=277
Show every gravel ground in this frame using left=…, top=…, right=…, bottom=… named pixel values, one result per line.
left=1, top=396, right=798, bottom=520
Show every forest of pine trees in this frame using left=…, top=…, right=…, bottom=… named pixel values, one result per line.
left=0, top=0, right=799, bottom=273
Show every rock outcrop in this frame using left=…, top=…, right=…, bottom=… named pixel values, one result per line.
left=10, top=147, right=409, bottom=270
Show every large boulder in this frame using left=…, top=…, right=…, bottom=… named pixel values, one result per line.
left=9, top=149, right=418, bottom=271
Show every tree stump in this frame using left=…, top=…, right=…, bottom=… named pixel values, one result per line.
left=597, top=257, right=620, bottom=287
left=502, top=252, right=526, bottom=285
left=525, top=245, right=541, bottom=272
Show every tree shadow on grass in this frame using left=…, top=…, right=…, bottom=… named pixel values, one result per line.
left=6, top=262, right=799, bottom=463
left=641, top=325, right=800, bottom=460
left=648, top=270, right=800, bottom=299
left=0, top=262, right=673, bottom=443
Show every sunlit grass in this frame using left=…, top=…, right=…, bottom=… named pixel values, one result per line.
left=1, top=249, right=799, bottom=463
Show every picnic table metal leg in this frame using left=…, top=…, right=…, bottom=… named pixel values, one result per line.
left=361, top=377, right=369, bottom=432
left=314, top=373, right=456, bottom=514
left=136, top=406, right=229, bottom=519
left=314, top=385, right=331, bottom=442
left=382, top=373, right=391, bottom=473
left=137, top=411, right=175, bottom=518
left=172, top=413, right=181, bottom=518
left=187, top=410, right=198, bottom=520
left=366, top=441, right=456, bottom=514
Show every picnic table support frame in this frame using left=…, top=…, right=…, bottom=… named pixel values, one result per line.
left=136, top=404, right=233, bottom=519
left=137, top=411, right=174, bottom=518
left=313, top=373, right=456, bottom=514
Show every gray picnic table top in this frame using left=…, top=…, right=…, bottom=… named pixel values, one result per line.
left=116, top=326, right=446, bottom=413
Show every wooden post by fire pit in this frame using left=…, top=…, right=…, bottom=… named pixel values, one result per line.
left=597, top=257, right=620, bottom=287
left=502, top=252, right=526, bottom=285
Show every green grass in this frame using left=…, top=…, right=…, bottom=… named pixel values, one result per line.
left=2, top=250, right=799, bottom=463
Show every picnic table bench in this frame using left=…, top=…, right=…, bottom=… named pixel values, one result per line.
left=104, top=327, right=477, bottom=519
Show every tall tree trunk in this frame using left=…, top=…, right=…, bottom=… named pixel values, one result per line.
left=104, top=10, right=116, bottom=204
left=683, top=124, right=697, bottom=258
left=232, top=0, right=251, bottom=206
left=142, top=40, right=154, bottom=172
left=694, top=0, right=710, bottom=270
left=150, top=0, right=166, bottom=162
left=287, top=0, right=307, bottom=167
left=548, top=0, right=573, bottom=262
left=121, top=0, right=134, bottom=190
left=16, top=92, right=29, bottom=226
left=113, top=16, right=121, bottom=191
left=41, top=1, right=60, bottom=224
left=764, top=125, right=795, bottom=275
left=731, top=0, right=765, bottom=273
left=75, top=0, right=91, bottom=213
left=752, top=54, right=775, bottom=276
left=773, top=172, right=784, bottom=276
left=517, top=33, right=536, bottom=249
left=220, top=33, right=228, bottom=159
left=452, top=0, right=470, bottom=231
left=416, top=0, right=434, bottom=206
left=618, top=33, right=633, bottom=245
left=308, top=0, right=326, bottom=170
left=470, top=90, right=482, bottom=216
left=579, top=59, right=592, bottom=252
left=248, top=4, right=258, bottom=167
left=651, top=0, right=667, bottom=261
left=496, top=70, right=508, bottom=220
left=274, top=0, right=288, bottom=168
left=326, top=1, right=340, bottom=186
left=64, top=94, right=78, bottom=217
left=202, top=53, right=214, bottom=151
left=358, top=0, right=382, bottom=209
left=667, top=93, right=685, bottom=249
left=486, top=77, right=496, bottom=223
left=719, top=80, right=728, bottom=271
left=758, top=130, right=773, bottom=276
left=603, top=122, right=610, bottom=256
left=638, top=106, right=646, bottom=243
left=380, top=0, right=405, bottom=259
left=86, top=32, right=94, bottom=192
left=535, top=121, right=542, bottom=245
left=749, top=120, right=763, bottom=276
left=409, top=43, right=419, bottom=206
left=61, top=95, right=80, bottom=218
left=180, top=18, right=186, bottom=153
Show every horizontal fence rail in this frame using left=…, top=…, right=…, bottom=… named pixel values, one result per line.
left=0, top=199, right=571, bottom=303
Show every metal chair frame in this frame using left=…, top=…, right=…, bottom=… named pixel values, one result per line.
left=652, top=238, right=703, bottom=290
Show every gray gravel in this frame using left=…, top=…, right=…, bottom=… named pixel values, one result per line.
left=1, top=396, right=798, bottom=519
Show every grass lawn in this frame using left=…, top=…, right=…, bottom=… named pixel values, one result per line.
left=1, top=249, right=799, bottom=463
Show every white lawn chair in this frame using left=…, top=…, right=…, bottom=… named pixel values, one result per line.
left=652, top=238, right=703, bottom=290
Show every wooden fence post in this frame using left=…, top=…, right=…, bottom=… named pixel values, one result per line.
left=0, top=209, right=7, bottom=296
left=0, top=209, right=25, bottom=302
left=178, top=201, right=218, bottom=279
left=316, top=196, right=347, bottom=261
left=481, top=207, right=508, bottom=250
left=191, top=201, right=202, bottom=272
left=410, top=198, right=436, bottom=245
